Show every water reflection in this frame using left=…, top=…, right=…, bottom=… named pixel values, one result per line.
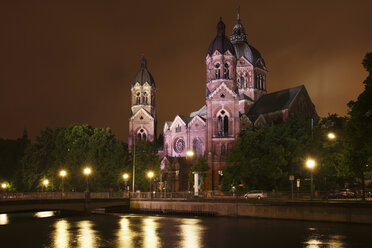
left=54, top=220, right=70, bottom=248
left=180, top=218, right=203, bottom=248
left=304, top=233, right=345, bottom=248
left=34, top=211, right=55, bottom=218
left=143, top=217, right=159, bottom=248
left=0, top=213, right=8, bottom=225
left=117, top=217, right=133, bottom=248
left=78, top=220, right=97, bottom=248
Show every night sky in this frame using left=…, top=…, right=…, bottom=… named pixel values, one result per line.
left=0, top=0, right=371, bottom=142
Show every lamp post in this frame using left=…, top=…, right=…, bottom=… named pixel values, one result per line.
left=306, top=159, right=316, bottom=200
left=186, top=150, right=199, bottom=196
left=1, top=183, right=7, bottom=191
left=147, top=171, right=154, bottom=198
left=123, top=173, right=129, bottom=192
left=83, top=167, right=92, bottom=202
left=43, top=179, right=49, bottom=192
left=59, top=170, right=67, bottom=199
left=327, top=132, right=336, bottom=140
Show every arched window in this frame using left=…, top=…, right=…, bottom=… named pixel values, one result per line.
left=137, top=129, right=147, bottom=140
left=217, top=110, right=229, bottom=137
left=224, top=63, right=230, bottom=79
left=143, top=92, right=148, bottom=105
left=221, top=144, right=226, bottom=156
left=259, top=75, right=263, bottom=89
left=255, top=75, right=258, bottom=89
left=136, top=92, right=141, bottom=104
left=193, top=139, right=201, bottom=157
left=215, top=63, right=221, bottom=79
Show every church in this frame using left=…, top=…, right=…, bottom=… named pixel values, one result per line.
left=128, top=11, right=315, bottom=191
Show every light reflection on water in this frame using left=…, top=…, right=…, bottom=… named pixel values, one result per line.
left=54, top=220, right=70, bottom=248
left=34, top=211, right=55, bottom=218
left=0, top=213, right=369, bottom=247
left=180, top=218, right=203, bottom=248
left=0, top=213, right=8, bottom=225
left=143, top=217, right=159, bottom=248
left=304, top=233, right=345, bottom=248
left=117, top=217, right=133, bottom=247
left=77, top=220, right=97, bottom=248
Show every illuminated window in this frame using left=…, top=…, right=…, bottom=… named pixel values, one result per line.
left=215, top=63, right=221, bottom=79
left=137, top=129, right=147, bottom=140
left=217, top=110, right=229, bottom=137
left=176, top=125, right=181, bottom=133
left=143, top=92, right=148, bottom=105
left=221, top=144, right=226, bottom=155
left=224, top=63, right=230, bottom=79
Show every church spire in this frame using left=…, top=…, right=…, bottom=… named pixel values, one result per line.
left=140, top=55, right=147, bottom=69
left=230, top=7, right=247, bottom=44
left=237, top=6, right=241, bottom=23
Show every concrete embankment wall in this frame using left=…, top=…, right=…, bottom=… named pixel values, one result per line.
left=130, top=200, right=372, bottom=224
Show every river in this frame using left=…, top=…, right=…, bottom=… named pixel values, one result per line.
left=0, top=212, right=371, bottom=247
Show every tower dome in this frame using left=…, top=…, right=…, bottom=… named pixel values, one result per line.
left=132, top=56, right=155, bottom=86
left=230, top=9, right=265, bottom=66
left=207, top=18, right=236, bottom=56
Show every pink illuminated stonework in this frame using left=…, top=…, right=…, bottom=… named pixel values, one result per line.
left=131, top=11, right=315, bottom=191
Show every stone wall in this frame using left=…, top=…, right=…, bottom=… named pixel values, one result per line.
left=130, top=200, right=372, bottom=224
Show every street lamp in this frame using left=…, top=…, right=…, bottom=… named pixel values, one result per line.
left=83, top=167, right=92, bottom=190
left=147, top=171, right=154, bottom=198
left=59, top=170, right=67, bottom=198
left=306, top=159, right=316, bottom=200
left=123, top=173, right=129, bottom=192
left=43, top=179, right=49, bottom=192
left=1, top=183, right=7, bottom=190
left=327, top=132, right=336, bottom=140
left=186, top=150, right=194, bottom=157
left=83, top=167, right=92, bottom=202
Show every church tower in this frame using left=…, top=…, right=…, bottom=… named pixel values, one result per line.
left=231, top=8, right=268, bottom=113
left=205, top=18, right=240, bottom=190
left=128, top=56, right=156, bottom=148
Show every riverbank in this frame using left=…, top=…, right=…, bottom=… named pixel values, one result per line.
left=130, top=199, right=372, bottom=224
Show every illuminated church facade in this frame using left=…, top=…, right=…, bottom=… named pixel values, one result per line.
left=129, top=11, right=315, bottom=191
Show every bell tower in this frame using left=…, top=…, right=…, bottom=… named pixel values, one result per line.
left=205, top=18, right=240, bottom=190
left=128, top=56, right=157, bottom=148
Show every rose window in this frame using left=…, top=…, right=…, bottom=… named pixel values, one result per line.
left=174, top=138, right=185, bottom=153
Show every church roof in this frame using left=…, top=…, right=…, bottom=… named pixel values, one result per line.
left=207, top=18, right=236, bottom=56
left=239, top=93, right=254, bottom=102
left=178, top=115, right=193, bottom=125
left=190, top=105, right=207, bottom=117
left=247, top=85, right=305, bottom=117
left=230, top=9, right=266, bottom=66
left=132, top=56, right=155, bottom=87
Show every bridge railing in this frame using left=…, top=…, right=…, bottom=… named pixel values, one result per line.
left=0, top=191, right=130, bottom=201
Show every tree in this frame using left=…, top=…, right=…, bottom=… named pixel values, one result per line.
left=130, top=140, right=160, bottom=191
left=0, top=130, right=29, bottom=191
left=344, top=52, right=372, bottom=199
left=221, top=114, right=349, bottom=192
left=21, top=124, right=129, bottom=192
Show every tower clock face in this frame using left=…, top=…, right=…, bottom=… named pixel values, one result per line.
left=174, top=138, right=185, bottom=153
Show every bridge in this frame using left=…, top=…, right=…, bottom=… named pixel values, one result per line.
left=0, top=192, right=130, bottom=213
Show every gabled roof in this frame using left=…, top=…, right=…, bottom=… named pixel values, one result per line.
left=189, top=115, right=206, bottom=127
left=208, top=82, right=238, bottom=99
left=247, top=85, right=305, bottom=117
left=130, top=107, right=154, bottom=120
left=169, top=115, right=192, bottom=130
